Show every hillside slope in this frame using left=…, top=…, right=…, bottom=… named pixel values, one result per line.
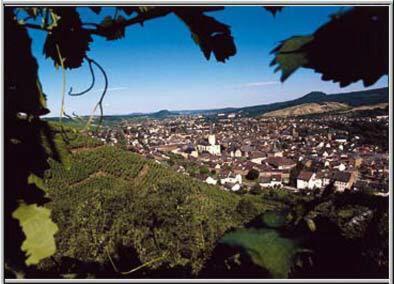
left=262, top=102, right=349, bottom=117
left=238, top=87, right=388, bottom=117
left=176, top=87, right=388, bottom=117
left=43, top=87, right=388, bottom=121
left=342, top=103, right=389, bottom=113
left=38, top=125, right=279, bottom=277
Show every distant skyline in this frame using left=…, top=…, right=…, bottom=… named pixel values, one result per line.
left=27, top=6, right=388, bottom=117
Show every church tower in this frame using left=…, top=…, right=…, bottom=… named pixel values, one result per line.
left=208, top=134, right=216, bottom=145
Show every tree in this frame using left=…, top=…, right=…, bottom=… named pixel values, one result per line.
left=236, top=198, right=259, bottom=221
left=246, top=169, right=260, bottom=181
left=4, top=5, right=389, bottom=273
left=289, top=162, right=304, bottom=187
left=250, top=182, right=262, bottom=195
left=200, top=166, right=210, bottom=175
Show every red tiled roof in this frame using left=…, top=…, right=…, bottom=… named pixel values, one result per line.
left=297, top=171, right=314, bottom=181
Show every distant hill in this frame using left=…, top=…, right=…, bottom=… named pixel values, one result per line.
left=44, top=87, right=388, bottom=121
left=262, top=102, right=350, bottom=117
left=123, top=109, right=180, bottom=119
left=44, top=109, right=180, bottom=127
left=176, top=87, right=388, bottom=117
left=343, top=103, right=389, bottom=113
left=150, top=109, right=180, bottom=118
left=231, top=87, right=388, bottom=117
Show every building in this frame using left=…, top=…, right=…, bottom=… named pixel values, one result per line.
left=197, top=134, right=221, bottom=156
left=205, top=176, right=218, bottom=185
left=297, top=171, right=322, bottom=190
left=333, top=171, right=356, bottom=192
left=265, top=157, right=296, bottom=170
left=259, top=175, right=282, bottom=188
left=220, top=171, right=242, bottom=186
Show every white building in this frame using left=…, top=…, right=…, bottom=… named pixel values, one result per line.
left=197, top=134, right=221, bottom=156
left=205, top=176, right=218, bottom=185
left=259, top=175, right=282, bottom=188
left=297, top=171, right=322, bottom=190
left=220, top=172, right=242, bottom=185
left=333, top=172, right=355, bottom=192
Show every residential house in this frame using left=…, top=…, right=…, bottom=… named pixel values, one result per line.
left=259, top=174, right=283, bottom=188
left=297, top=171, right=322, bottom=190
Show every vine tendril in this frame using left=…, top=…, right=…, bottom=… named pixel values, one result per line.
left=55, top=44, right=66, bottom=122
left=83, top=56, right=108, bottom=131
left=68, top=57, right=96, bottom=96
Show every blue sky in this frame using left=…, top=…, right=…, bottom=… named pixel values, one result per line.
left=28, top=6, right=388, bottom=116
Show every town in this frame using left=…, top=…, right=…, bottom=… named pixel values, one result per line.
left=90, top=111, right=389, bottom=195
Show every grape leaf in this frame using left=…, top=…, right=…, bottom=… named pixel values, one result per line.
left=25, top=7, right=41, bottom=19
left=120, top=7, right=137, bottom=15
left=305, top=218, right=316, bottom=232
left=118, top=6, right=152, bottom=16
left=89, top=7, right=101, bottom=14
left=270, top=36, right=313, bottom=81
left=175, top=8, right=236, bottom=63
left=12, top=203, right=58, bottom=266
left=263, top=6, right=283, bottom=16
left=221, top=228, right=300, bottom=278
left=43, top=8, right=92, bottom=69
left=262, top=210, right=290, bottom=228
left=98, top=16, right=127, bottom=41
left=271, top=7, right=388, bottom=87
left=28, top=174, right=46, bottom=191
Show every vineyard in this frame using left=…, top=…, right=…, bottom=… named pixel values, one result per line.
left=27, top=125, right=388, bottom=279
left=37, top=128, right=280, bottom=277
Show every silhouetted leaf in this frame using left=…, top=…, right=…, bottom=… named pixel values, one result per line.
left=138, top=6, right=153, bottom=13
left=43, top=8, right=92, bottom=69
left=119, top=6, right=159, bottom=16
left=262, top=211, right=290, bottom=228
left=175, top=8, right=236, bottom=62
left=270, top=36, right=313, bottom=81
left=221, top=228, right=300, bottom=278
left=5, top=11, right=49, bottom=116
left=271, top=7, right=388, bottom=87
left=12, top=203, right=58, bottom=266
left=120, top=7, right=137, bottom=15
left=28, top=174, right=46, bottom=191
left=89, top=7, right=101, bottom=14
left=263, top=6, right=283, bottom=16
left=305, top=218, right=316, bottom=232
left=306, top=7, right=388, bottom=87
left=98, top=15, right=127, bottom=40
left=25, top=7, right=42, bottom=19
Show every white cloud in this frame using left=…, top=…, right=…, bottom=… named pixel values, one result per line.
left=91, top=87, right=128, bottom=93
left=235, top=81, right=280, bottom=88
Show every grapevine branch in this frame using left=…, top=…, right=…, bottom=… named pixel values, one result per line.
left=105, top=247, right=167, bottom=275
left=55, top=44, right=66, bottom=123
left=21, top=8, right=173, bottom=38
left=55, top=44, right=78, bottom=141
left=86, top=8, right=172, bottom=36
